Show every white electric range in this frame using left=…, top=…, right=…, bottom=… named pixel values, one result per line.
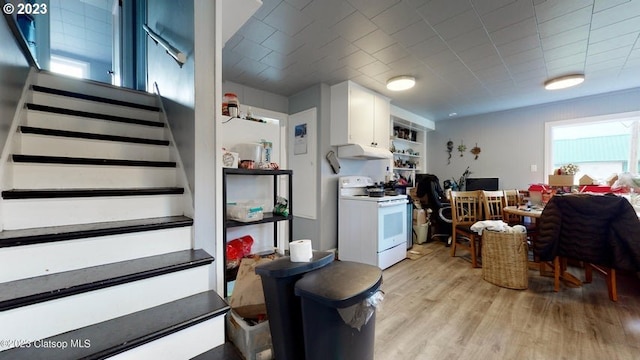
left=338, top=176, right=408, bottom=269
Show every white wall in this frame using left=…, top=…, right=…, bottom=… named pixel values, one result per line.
left=427, top=87, right=640, bottom=189
left=222, top=81, right=288, bottom=114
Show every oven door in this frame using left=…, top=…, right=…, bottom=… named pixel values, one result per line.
left=377, top=200, right=408, bottom=252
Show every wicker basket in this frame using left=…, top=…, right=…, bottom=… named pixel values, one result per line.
left=481, top=230, right=528, bottom=289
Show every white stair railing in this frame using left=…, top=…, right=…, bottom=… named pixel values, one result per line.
left=143, top=24, right=187, bottom=67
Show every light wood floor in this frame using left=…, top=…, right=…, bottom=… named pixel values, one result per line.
left=374, top=241, right=640, bottom=360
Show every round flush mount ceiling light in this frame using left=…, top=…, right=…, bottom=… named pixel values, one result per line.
left=386, top=76, right=415, bottom=91
left=544, top=74, right=585, bottom=90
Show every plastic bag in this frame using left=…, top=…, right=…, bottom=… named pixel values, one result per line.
left=337, top=290, right=384, bottom=331
left=273, top=196, right=289, bottom=217
left=226, top=235, right=254, bottom=269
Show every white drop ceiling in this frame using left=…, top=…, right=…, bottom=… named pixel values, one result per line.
left=223, top=0, right=640, bottom=121
left=48, top=0, right=113, bottom=65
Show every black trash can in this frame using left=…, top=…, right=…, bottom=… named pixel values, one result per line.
left=294, top=261, right=383, bottom=360
left=255, top=251, right=334, bottom=360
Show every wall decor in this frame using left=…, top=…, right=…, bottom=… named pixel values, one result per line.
left=446, top=139, right=453, bottom=164
left=470, top=143, right=481, bottom=160
left=457, top=141, right=466, bottom=157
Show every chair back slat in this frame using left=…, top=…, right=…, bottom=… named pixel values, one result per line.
left=450, top=190, right=481, bottom=226
left=482, top=190, right=505, bottom=221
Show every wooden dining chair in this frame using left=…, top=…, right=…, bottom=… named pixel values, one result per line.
left=450, top=190, right=482, bottom=268
left=502, top=189, right=523, bottom=224
left=482, top=190, right=506, bottom=221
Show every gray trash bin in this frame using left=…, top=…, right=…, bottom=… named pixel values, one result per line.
left=254, top=251, right=334, bottom=360
left=294, top=261, right=383, bottom=360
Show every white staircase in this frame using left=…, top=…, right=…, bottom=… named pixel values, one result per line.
left=0, top=71, right=233, bottom=359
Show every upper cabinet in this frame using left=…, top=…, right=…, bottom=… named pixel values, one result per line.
left=330, top=81, right=390, bottom=149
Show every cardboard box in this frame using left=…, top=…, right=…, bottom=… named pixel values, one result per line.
left=579, top=175, right=595, bottom=186
left=548, top=175, right=575, bottom=186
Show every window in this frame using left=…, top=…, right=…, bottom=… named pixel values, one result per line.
left=50, top=55, right=89, bottom=79
left=545, top=112, right=640, bottom=184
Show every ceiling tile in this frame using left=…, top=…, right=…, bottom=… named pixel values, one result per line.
left=386, top=56, right=425, bottom=73
left=262, top=31, right=305, bottom=56
left=337, top=50, right=377, bottom=69
left=407, top=36, right=449, bottom=61
left=252, top=0, right=281, bottom=21
left=433, top=10, right=484, bottom=40
left=320, top=37, right=359, bottom=59
left=591, top=0, right=640, bottom=30
left=371, top=2, right=421, bottom=35
left=262, top=1, right=313, bottom=36
left=353, top=29, right=395, bottom=54
left=425, top=51, right=463, bottom=71
left=474, top=64, right=512, bottom=84
left=545, top=53, right=586, bottom=72
left=231, top=38, right=272, bottom=61
left=330, top=10, right=378, bottom=42
left=589, top=16, right=640, bottom=43
left=537, top=6, right=593, bottom=39
left=447, top=29, right=491, bottom=54
left=346, top=0, right=400, bottom=19
left=358, top=60, right=392, bottom=76
left=284, top=0, right=313, bottom=10
left=293, top=21, right=339, bottom=49
left=472, top=0, right=517, bottom=15
left=496, top=34, right=541, bottom=58
left=540, top=24, right=590, bottom=50
left=489, top=17, right=538, bottom=46
left=508, top=57, right=546, bottom=75
left=480, top=0, right=534, bottom=33
left=534, top=0, right=594, bottom=23
left=372, top=43, right=410, bottom=64
left=302, top=0, right=355, bottom=28
left=504, top=47, right=544, bottom=68
left=417, top=0, right=472, bottom=26
left=593, top=0, right=630, bottom=13
left=587, top=47, right=631, bottom=65
left=261, top=51, right=296, bottom=70
left=544, top=40, right=588, bottom=62
left=390, top=20, right=437, bottom=48
left=588, top=33, right=637, bottom=57
left=237, top=19, right=277, bottom=45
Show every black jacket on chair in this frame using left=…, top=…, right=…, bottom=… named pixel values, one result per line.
left=535, top=193, right=640, bottom=272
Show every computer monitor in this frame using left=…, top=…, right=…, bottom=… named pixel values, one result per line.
left=465, top=177, right=499, bottom=191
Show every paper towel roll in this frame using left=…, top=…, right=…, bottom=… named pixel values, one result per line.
left=290, top=239, right=313, bottom=262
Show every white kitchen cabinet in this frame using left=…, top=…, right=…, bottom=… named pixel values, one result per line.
left=330, top=80, right=390, bottom=149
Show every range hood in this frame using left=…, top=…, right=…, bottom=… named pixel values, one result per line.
left=336, top=144, right=393, bottom=160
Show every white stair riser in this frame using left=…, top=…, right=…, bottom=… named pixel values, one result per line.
left=0, top=227, right=192, bottom=283
left=11, top=164, right=177, bottom=189
left=30, top=92, right=160, bottom=122
left=34, top=72, right=158, bottom=107
left=0, top=266, right=210, bottom=351
left=3, top=195, right=185, bottom=230
left=24, top=110, right=166, bottom=140
left=16, top=133, right=171, bottom=162
left=108, top=317, right=225, bottom=360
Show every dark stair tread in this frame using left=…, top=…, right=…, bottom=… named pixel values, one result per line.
left=0, top=215, right=193, bottom=248
left=12, top=154, right=176, bottom=168
left=32, top=84, right=161, bottom=112
left=192, top=343, right=244, bottom=360
left=2, top=187, right=184, bottom=199
left=0, top=249, right=213, bottom=311
left=25, top=103, right=165, bottom=128
left=19, top=126, right=170, bottom=146
left=0, top=290, right=229, bottom=360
